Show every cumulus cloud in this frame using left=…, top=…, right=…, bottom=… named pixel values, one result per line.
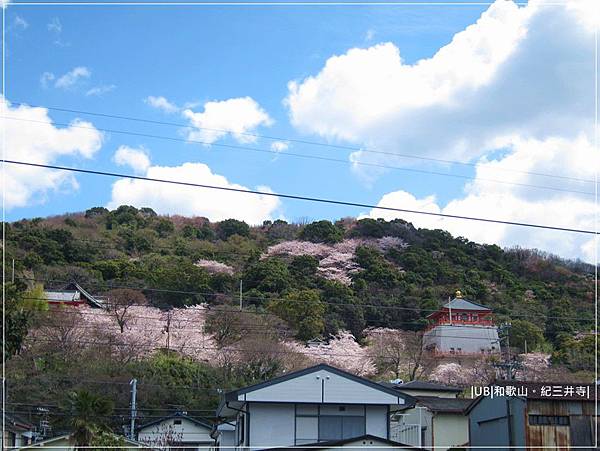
left=108, top=161, right=281, bottom=223
left=145, top=95, right=179, bottom=114
left=54, top=66, right=91, bottom=89
left=362, top=136, right=599, bottom=263
left=287, top=0, right=598, bottom=262
left=182, top=97, right=273, bottom=145
left=113, top=146, right=151, bottom=174
left=286, top=1, right=593, bottom=163
left=0, top=98, right=103, bottom=209
left=270, top=141, right=289, bottom=152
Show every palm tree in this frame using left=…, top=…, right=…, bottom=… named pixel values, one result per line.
left=66, top=390, right=114, bottom=449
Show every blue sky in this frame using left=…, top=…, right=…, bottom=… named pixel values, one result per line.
left=3, top=1, right=599, bottom=262
left=5, top=3, right=486, bottom=219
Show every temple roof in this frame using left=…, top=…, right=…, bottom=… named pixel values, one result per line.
left=442, top=297, right=491, bottom=311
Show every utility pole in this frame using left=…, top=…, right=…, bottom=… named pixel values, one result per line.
left=239, top=280, right=243, bottom=311
left=163, top=312, right=172, bottom=351
left=129, top=379, right=137, bottom=440
left=11, top=259, right=15, bottom=283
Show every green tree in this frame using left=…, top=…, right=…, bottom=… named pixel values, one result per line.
left=509, top=319, right=546, bottom=352
left=65, top=390, right=114, bottom=450
left=216, top=219, right=250, bottom=240
left=244, top=259, right=291, bottom=293
left=269, top=289, right=325, bottom=341
left=3, top=285, right=32, bottom=358
left=300, top=220, right=343, bottom=243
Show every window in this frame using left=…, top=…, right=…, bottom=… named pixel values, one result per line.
left=295, top=404, right=365, bottom=445
left=528, top=415, right=570, bottom=426
left=472, top=315, right=478, bottom=321
left=460, top=313, right=469, bottom=321
left=173, top=419, right=182, bottom=425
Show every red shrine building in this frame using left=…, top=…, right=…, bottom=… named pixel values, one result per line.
left=423, top=291, right=500, bottom=355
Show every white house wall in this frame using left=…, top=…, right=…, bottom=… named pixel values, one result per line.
left=240, top=369, right=403, bottom=405
left=244, top=403, right=392, bottom=451
left=247, top=403, right=296, bottom=450
left=137, top=418, right=212, bottom=450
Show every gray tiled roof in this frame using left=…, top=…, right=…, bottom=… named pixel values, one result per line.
left=442, top=297, right=491, bottom=311
left=413, top=396, right=473, bottom=413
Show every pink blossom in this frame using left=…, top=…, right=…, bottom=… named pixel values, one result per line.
left=194, top=259, right=235, bottom=275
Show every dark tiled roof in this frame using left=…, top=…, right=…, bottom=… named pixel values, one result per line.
left=381, top=380, right=463, bottom=393
left=413, top=396, right=472, bottom=413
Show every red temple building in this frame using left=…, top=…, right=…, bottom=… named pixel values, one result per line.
left=423, top=290, right=500, bottom=355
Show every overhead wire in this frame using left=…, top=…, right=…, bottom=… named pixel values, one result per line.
left=2, top=159, right=598, bottom=235
left=10, top=101, right=597, bottom=185
left=1, top=116, right=596, bottom=197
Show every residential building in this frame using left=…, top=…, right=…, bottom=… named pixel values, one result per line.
left=391, top=396, right=471, bottom=450
left=467, top=382, right=598, bottom=450
left=44, top=282, right=106, bottom=309
left=2, top=413, right=35, bottom=449
left=423, top=291, right=500, bottom=355
left=17, top=433, right=150, bottom=450
left=214, top=364, right=422, bottom=451
left=136, top=412, right=213, bottom=451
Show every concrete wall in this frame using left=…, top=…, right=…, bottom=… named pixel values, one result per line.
left=424, top=325, right=500, bottom=354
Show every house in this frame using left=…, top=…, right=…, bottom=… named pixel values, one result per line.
left=391, top=396, right=472, bottom=450
left=44, top=282, right=106, bottom=309
left=423, top=291, right=500, bottom=355
left=136, top=412, right=214, bottom=450
left=17, top=433, right=150, bottom=450
left=380, top=380, right=463, bottom=399
left=214, top=363, right=423, bottom=451
left=258, top=434, right=422, bottom=451
left=467, top=382, right=598, bottom=450
left=2, top=413, right=35, bottom=449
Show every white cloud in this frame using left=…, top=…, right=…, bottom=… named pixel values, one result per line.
left=287, top=0, right=598, bottom=262
left=86, top=84, right=116, bottom=96
left=362, top=136, right=599, bottom=264
left=270, top=141, right=289, bottom=152
left=183, top=97, right=273, bottom=145
left=55, top=66, right=91, bottom=89
left=0, top=98, right=103, bottom=209
left=47, top=17, right=62, bottom=33
left=14, top=15, right=28, bottom=29
left=108, top=162, right=281, bottom=224
left=145, top=95, right=179, bottom=114
left=286, top=1, right=593, bottom=164
left=113, top=146, right=151, bottom=174
left=40, top=72, right=55, bottom=88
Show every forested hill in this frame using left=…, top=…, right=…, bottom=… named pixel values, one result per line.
left=6, top=205, right=597, bottom=350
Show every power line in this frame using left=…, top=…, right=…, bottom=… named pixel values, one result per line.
left=16, top=273, right=597, bottom=322
left=2, top=116, right=595, bottom=197
left=2, top=159, right=598, bottom=235
left=11, top=101, right=596, bottom=185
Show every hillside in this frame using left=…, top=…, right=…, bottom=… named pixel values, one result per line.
left=4, top=205, right=597, bottom=431
left=6, top=205, right=596, bottom=343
